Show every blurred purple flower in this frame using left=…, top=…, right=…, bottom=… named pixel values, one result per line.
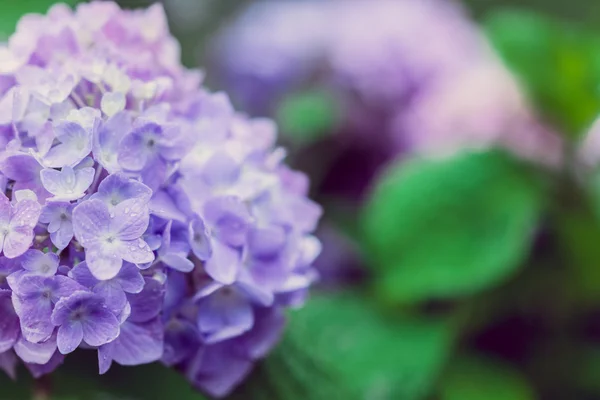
left=211, top=0, right=563, bottom=201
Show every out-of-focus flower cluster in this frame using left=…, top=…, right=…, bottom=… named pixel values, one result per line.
left=0, top=2, right=321, bottom=397
left=212, top=0, right=562, bottom=200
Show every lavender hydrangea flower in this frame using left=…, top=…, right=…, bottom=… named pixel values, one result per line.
left=42, top=122, right=93, bottom=168
left=20, top=249, right=59, bottom=277
left=69, top=261, right=144, bottom=315
left=72, top=198, right=154, bottom=280
left=194, top=277, right=273, bottom=344
left=98, top=277, right=164, bottom=373
left=0, top=290, right=20, bottom=353
left=40, top=166, right=95, bottom=202
left=0, top=1, right=321, bottom=396
left=14, top=333, right=58, bottom=365
left=0, top=192, right=41, bottom=259
left=157, top=220, right=194, bottom=273
left=0, top=154, right=49, bottom=200
left=9, top=274, right=85, bottom=343
left=90, top=172, right=152, bottom=208
left=38, top=202, right=74, bottom=250
left=51, top=291, right=120, bottom=354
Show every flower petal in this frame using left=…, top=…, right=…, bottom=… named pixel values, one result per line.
left=81, top=308, right=120, bottom=347
left=72, top=199, right=110, bottom=248
left=57, top=321, right=83, bottom=354
left=111, top=197, right=150, bottom=241
left=116, top=262, right=144, bottom=294
left=85, top=247, right=123, bottom=281
left=188, top=216, right=212, bottom=261
left=204, top=241, right=239, bottom=285
left=127, top=278, right=164, bottom=323
left=114, top=237, right=154, bottom=266
left=14, top=334, right=57, bottom=364
left=0, top=291, right=19, bottom=352
left=103, top=319, right=163, bottom=366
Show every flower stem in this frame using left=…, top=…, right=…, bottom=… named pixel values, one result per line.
left=90, top=165, right=105, bottom=193
left=33, top=376, right=51, bottom=400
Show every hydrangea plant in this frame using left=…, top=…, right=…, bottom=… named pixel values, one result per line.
left=0, top=2, right=321, bottom=397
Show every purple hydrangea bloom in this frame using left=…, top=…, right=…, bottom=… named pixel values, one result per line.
left=0, top=1, right=321, bottom=396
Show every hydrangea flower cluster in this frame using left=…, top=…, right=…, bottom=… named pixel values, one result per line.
left=211, top=0, right=563, bottom=200
left=0, top=2, right=321, bottom=397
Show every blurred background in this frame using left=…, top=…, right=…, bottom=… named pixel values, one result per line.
left=6, top=0, right=600, bottom=399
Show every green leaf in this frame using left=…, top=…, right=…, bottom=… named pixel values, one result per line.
left=440, top=355, right=535, bottom=400
left=361, top=150, right=544, bottom=304
left=106, top=363, right=207, bottom=400
left=485, top=9, right=600, bottom=137
left=571, top=345, right=600, bottom=396
left=556, top=173, right=600, bottom=306
left=0, top=368, right=34, bottom=399
left=0, top=0, right=80, bottom=39
left=276, top=89, right=340, bottom=146
left=234, top=293, right=454, bottom=400
left=557, top=210, right=600, bottom=305
left=50, top=353, right=208, bottom=400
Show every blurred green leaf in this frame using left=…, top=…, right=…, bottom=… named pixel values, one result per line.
left=361, top=150, right=545, bottom=304
left=0, top=0, right=79, bottom=38
left=557, top=209, right=600, bottom=305
left=556, top=173, right=600, bottom=305
left=0, top=368, right=34, bottom=399
left=588, top=171, right=600, bottom=219
left=440, top=355, right=535, bottom=400
left=485, top=9, right=600, bottom=137
left=571, top=345, right=600, bottom=396
left=47, top=353, right=207, bottom=400
left=105, top=363, right=206, bottom=400
left=235, top=293, right=454, bottom=400
left=276, top=89, right=340, bottom=146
